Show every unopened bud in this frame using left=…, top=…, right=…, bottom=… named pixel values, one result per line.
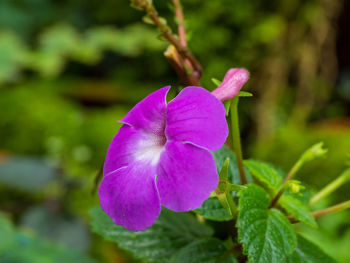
left=211, top=68, right=250, bottom=102
left=286, top=180, right=304, bottom=194
left=301, top=142, right=328, bottom=163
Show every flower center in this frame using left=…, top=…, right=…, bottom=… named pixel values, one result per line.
left=134, top=123, right=167, bottom=166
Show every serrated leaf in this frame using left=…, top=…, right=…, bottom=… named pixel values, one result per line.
left=195, top=146, right=252, bottom=221
left=244, top=160, right=283, bottom=193
left=284, top=235, right=336, bottom=263
left=90, top=207, right=213, bottom=263
left=279, top=195, right=317, bottom=228
left=237, top=184, right=297, bottom=263
left=170, top=238, right=238, bottom=263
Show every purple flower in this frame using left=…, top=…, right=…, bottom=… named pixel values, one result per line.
left=99, top=86, right=228, bottom=231
left=211, top=68, right=250, bottom=102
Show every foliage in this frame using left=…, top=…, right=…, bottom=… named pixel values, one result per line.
left=0, top=23, right=165, bottom=84
left=90, top=144, right=339, bottom=263
left=0, top=0, right=349, bottom=262
left=0, top=214, right=96, bottom=263
left=284, top=235, right=336, bottom=263
left=237, top=184, right=297, bottom=263
left=90, top=207, right=236, bottom=262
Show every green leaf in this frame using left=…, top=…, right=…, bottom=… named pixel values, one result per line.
left=238, top=91, right=253, bottom=97
left=244, top=160, right=283, bottom=192
left=170, top=238, right=238, bottom=263
left=218, top=158, right=230, bottom=182
left=90, top=207, right=213, bottom=263
left=224, top=100, right=232, bottom=116
left=284, top=235, right=336, bottom=263
left=195, top=146, right=252, bottom=221
left=195, top=198, right=233, bottom=221
left=228, top=183, right=247, bottom=192
left=237, top=184, right=297, bottom=263
left=211, top=78, right=222, bottom=86
left=214, top=146, right=253, bottom=185
left=279, top=195, right=317, bottom=228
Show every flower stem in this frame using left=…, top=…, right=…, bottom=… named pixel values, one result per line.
left=310, top=168, right=350, bottom=205
left=229, top=97, right=247, bottom=185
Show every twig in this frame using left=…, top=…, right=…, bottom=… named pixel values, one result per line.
left=149, top=8, right=202, bottom=77
left=172, top=0, right=187, bottom=47
left=171, top=0, right=196, bottom=84
left=134, top=0, right=202, bottom=80
left=164, top=45, right=199, bottom=86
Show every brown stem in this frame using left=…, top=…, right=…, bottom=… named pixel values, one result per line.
left=172, top=0, right=187, bottom=47
left=149, top=11, right=202, bottom=77
left=137, top=0, right=202, bottom=79
left=164, top=45, right=200, bottom=86
left=171, top=0, right=195, bottom=80
left=269, top=189, right=284, bottom=208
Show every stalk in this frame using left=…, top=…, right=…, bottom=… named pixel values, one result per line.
left=229, top=97, right=247, bottom=185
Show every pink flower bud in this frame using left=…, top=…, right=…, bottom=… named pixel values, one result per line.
left=212, top=68, right=250, bottom=102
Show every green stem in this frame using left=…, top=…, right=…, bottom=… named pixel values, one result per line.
left=290, top=200, right=350, bottom=224
left=282, top=160, right=303, bottom=184
left=229, top=97, right=247, bottom=185
left=310, top=169, right=350, bottom=205
left=270, top=152, right=312, bottom=207
left=312, top=200, right=350, bottom=219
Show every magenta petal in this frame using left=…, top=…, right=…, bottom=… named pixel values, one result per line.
left=103, top=125, right=145, bottom=175
left=120, top=86, right=170, bottom=134
left=103, top=124, right=165, bottom=175
left=211, top=68, right=249, bottom=102
left=165, top=86, right=228, bottom=151
left=98, top=164, right=161, bottom=231
left=156, top=141, right=218, bottom=211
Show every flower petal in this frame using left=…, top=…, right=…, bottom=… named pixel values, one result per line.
left=156, top=141, right=218, bottom=211
left=103, top=124, right=165, bottom=175
left=99, top=164, right=161, bottom=231
left=165, top=86, right=228, bottom=151
left=120, top=86, right=170, bottom=134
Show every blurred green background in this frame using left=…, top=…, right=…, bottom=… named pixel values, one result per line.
left=0, top=0, right=349, bottom=262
